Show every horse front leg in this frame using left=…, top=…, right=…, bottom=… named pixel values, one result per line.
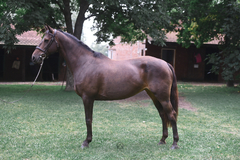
left=81, top=96, right=94, bottom=149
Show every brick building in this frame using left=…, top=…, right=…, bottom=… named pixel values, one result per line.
left=107, top=36, right=146, bottom=60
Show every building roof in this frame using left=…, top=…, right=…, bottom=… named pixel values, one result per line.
left=147, top=31, right=219, bottom=45
left=165, top=32, right=219, bottom=45
left=0, top=30, right=42, bottom=46
left=15, top=30, right=42, bottom=46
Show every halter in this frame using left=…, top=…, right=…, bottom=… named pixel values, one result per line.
left=36, top=29, right=59, bottom=58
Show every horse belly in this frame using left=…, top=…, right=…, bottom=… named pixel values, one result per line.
left=96, top=72, right=145, bottom=100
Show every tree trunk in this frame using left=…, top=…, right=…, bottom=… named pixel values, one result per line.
left=63, top=0, right=73, bottom=34
left=57, top=0, right=74, bottom=91
left=65, top=67, right=74, bottom=91
left=74, top=0, right=89, bottom=39
left=60, top=0, right=89, bottom=91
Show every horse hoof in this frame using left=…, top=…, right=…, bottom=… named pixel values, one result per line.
left=81, top=145, right=87, bottom=149
left=170, top=145, right=179, bottom=149
left=158, top=141, right=166, bottom=145
left=81, top=141, right=89, bottom=149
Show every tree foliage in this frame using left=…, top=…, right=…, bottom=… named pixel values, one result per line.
left=207, top=1, right=240, bottom=82
left=0, top=0, right=175, bottom=49
left=174, top=0, right=224, bottom=48
left=91, top=0, right=173, bottom=46
left=0, top=0, right=63, bottom=51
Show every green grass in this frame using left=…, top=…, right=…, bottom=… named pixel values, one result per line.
left=0, top=83, right=240, bottom=159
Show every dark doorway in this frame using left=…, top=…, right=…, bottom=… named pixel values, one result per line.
left=0, top=49, right=4, bottom=80
left=205, top=47, right=219, bottom=82
left=42, top=52, right=59, bottom=81
left=162, top=49, right=175, bottom=67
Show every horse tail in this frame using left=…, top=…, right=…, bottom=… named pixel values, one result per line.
left=167, top=63, right=179, bottom=127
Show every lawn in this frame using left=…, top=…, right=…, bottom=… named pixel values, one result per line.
left=0, top=83, right=239, bottom=159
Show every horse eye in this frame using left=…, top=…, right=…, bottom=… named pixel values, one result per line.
left=44, top=39, right=49, bottom=43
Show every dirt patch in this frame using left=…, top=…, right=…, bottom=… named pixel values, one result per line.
left=179, top=96, right=197, bottom=112
left=114, top=91, right=196, bottom=111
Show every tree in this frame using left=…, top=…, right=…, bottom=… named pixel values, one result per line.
left=0, top=0, right=63, bottom=50
left=207, top=1, right=240, bottom=86
left=1, top=0, right=176, bottom=90
left=174, top=0, right=240, bottom=86
left=174, top=0, right=223, bottom=48
left=91, top=0, right=174, bottom=46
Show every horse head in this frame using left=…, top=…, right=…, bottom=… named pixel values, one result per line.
left=32, top=25, right=59, bottom=64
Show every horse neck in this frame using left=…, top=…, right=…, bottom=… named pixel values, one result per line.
left=57, top=32, right=93, bottom=74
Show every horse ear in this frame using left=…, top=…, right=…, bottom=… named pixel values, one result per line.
left=44, top=25, right=48, bottom=31
left=45, top=24, right=54, bottom=33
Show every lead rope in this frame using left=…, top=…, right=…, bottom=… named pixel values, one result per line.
left=0, top=57, right=45, bottom=104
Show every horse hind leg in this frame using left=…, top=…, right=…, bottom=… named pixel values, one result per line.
left=146, top=90, right=169, bottom=145
left=146, top=90, right=179, bottom=149
left=159, top=100, right=179, bottom=149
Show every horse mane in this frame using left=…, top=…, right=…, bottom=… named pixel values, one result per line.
left=57, top=29, right=106, bottom=58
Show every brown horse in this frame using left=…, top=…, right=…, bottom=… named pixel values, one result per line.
left=32, top=25, right=179, bottom=149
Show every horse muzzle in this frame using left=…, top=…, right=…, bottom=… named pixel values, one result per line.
left=32, top=53, right=46, bottom=64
